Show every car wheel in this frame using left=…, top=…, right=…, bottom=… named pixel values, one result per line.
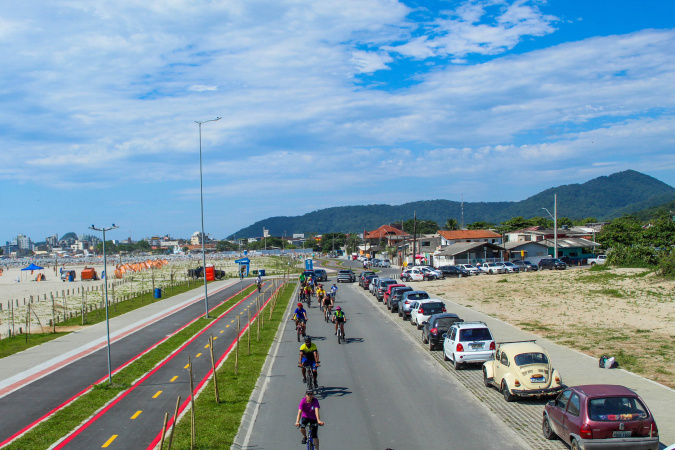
left=443, top=351, right=449, bottom=361
left=453, top=357, right=461, bottom=370
left=483, top=368, right=491, bottom=388
left=489, top=269, right=494, bottom=274
left=429, top=340, right=434, bottom=351
left=571, top=439, right=581, bottom=450
left=502, top=380, right=515, bottom=402
left=422, top=331, right=427, bottom=343
left=398, top=310, right=402, bottom=317
left=542, top=416, right=556, bottom=440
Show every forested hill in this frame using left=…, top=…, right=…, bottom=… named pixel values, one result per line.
left=228, top=170, right=675, bottom=238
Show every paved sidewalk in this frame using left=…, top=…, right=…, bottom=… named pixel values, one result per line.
left=0, top=278, right=238, bottom=398
left=442, top=296, right=675, bottom=447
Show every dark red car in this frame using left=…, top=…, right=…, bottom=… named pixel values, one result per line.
left=543, top=384, right=659, bottom=450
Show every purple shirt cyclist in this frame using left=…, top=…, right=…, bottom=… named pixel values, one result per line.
left=295, top=389, right=324, bottom=445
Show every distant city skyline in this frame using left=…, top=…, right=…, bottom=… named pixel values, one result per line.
left=1, top=1, right=674, bottom=241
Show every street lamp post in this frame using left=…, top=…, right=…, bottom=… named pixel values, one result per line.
left=542, top=193, right=558, bottom=258
left=89, top=223, right=118, bottom=384
left=195, top=117, right=221, bottom=319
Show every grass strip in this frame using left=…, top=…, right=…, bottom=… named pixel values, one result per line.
left=0, top=332, right=71, bottom=359
left=170, top=283, right=294, bottom=449
left=4, top=286, right=257, bottom=450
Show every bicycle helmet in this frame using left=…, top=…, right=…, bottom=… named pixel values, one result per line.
left=336, top=306, right=341, bottom=310
left=305, top=389, right=314, bottom=395
left=304, top=335, right=312, bottom=343
left=297, top=303, right=303, bottom=308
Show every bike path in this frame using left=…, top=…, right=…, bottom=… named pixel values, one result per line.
left=0, top=279, right=249, bottom=447
left=57, top=283, right=281, bottom=449
left=233, top=280, right=527, bottom=449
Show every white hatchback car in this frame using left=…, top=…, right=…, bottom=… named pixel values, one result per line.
left=409, top=299, right=446, bottom=329
left=443, top=321, right=496, bottom=370
left=401, top=267, right=425, bottom=281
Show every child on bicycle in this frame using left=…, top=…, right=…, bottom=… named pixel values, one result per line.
left=332, top=306, right=346, bottom=338
left=322, top=292, right=333, bottom=319
left=295, top=388, right=324, bottom=446
left=316, top=285, right=326, bottom=308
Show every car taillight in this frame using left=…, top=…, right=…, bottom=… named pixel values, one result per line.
left=489, top=341, right=495, bottom=351
left=405, top=300, right=409, bottom=305
left=442, top=307, right=446, bottom=312
left=554, top=375, right=561, bottom=384
left=650, top=422, right=658, bottom=437
left=514, top=380, right=520, bottom=387
left=580, top=424, right=593, bottom=439
left=419, top=309, right=424, bottom=315
left=430, top=328, right=438, bottom=335
left=456, top=343, right=464, bottom=352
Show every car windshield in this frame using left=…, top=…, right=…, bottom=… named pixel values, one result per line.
left=514, top=352, right=549, bottom=366
left=588, top=397, right=649, bottom=421
left=435, top=317, right=460, bottom=328
left=464, top=265, right=476, bottom=269
left=421, top=303, right=444, bottom=314
left=407, top=293, right=430, bottom=300
left=504, top=262, right=516, bottom=267
left=459, top=328, right=492, bottom=342
left=523, top=261, right=533, bottom=264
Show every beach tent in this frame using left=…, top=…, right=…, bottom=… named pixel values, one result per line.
left=21, top=263, right=45, bottom=281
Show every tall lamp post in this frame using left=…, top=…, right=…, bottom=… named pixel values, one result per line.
left=89, top=223, right=118, bottom=384
left=195, top=117, right=221, bottom=319
left=542, top=193, right=558, bottom=258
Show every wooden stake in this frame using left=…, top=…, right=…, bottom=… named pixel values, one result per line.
left=235, top=316, right=240, bottom=375
left=256, top=298, right=260, bottom=341
left=51, top=293, right=55, bottom=333
left=167, top=396, right=181, bottom=450
left=247, top=307, right=251, bottom=356
left=209, top=335, right=220, bottom=403
left=159, top=411, right=169, bottom=450
left=188, top=357, right=195, bottom=449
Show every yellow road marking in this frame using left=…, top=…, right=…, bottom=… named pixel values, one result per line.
left=131, top=410, right=142, bottom=419
left=226, top=325, right=230, bottom=328
left=213, top=336, right=218, bottom=340
left=196, top=353, right=202, bottom=358
left=184, top=364, right=189, bottom=369
left=102, top=435, right=118, bottom=447
left=220, top=330, right=224, bottom=333
left=231, top=320, right=235, bottom=323
left=153, top=391, right=162, bottom=398
left=204, top=344, right=210, bottom=348
left=170, top=376, right=178, bottom=382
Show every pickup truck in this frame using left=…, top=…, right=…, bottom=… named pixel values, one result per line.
left=588, top=254, right=607, bottom=266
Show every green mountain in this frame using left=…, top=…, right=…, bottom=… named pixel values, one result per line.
left=228, top=170, right=675, bottom=238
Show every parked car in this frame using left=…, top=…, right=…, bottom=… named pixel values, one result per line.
left=561, top=256, right=587, bottom=266
left=337, top=269, right=356, bottom=282
left=480, top=262, right=506, bottom=274
left=371, top=258, right=382, bottom=267
left=369, top=277, right=381, bottom=295
left=483, top=341, right=563, bottom=402
left=379, top=259, right=392, bottom=268
left=498, top=261, right=520, bottom=273
left=422, top=313, right=463, bottom=351
left=383, top=283, right=406, bottom=308
left=539, top=258, right=567, bottom=270
left=362, top=274, right=377, bottom=290
left=410, top=299, right=445, bottom=329
left=389, top=286, right=414, bottom=313
left=376, top=278, right=398, bottom=301
left=512, top=260, right=538, bottom=272
left=457, top=264, right=482, bottom=275
left=398, top=291, right=430, bottom=320
left=442, top=321, right=496, bottom=370
left=437, top=265, right=470, bottom=278
left=418, top=266, right=443, bottom=279
left=401, top=267, right=425, bottom=281
left=313, top=268, right=328, bottom=281
left=542, top=385, right=659, bottom=450
left=358, top=271, right=376, bottom=287
left=588, top=254, right=607, bottom=266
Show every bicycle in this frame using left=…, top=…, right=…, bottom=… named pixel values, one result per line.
left=324, top=305, right=332, bottom=323
left=306, top=294, right=312, bottom=308
left=337, top=323, right=344, bottom=344
left=296, top=321, right=304, bottom=342
left=303, top=362, right=319, bottom=390
left=302, top=422, right=322, bottom=450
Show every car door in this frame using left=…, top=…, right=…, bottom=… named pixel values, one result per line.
left=444, top=327, right=457, bottom=358
left=493, top=349, right=509, bottom=386
left=561, top=393, right=581, bottom=444
left=548, top=390, right=572, bottom=443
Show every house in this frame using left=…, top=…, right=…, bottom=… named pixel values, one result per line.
left=438, top=230, right=503, bottom=246
left=503, top=241, right=550, bottom=264
left=362, top=224, right=410, bottom=259
left=434, top=242, right=505, bottom=266
left=505, top=227, right=599, bottom=259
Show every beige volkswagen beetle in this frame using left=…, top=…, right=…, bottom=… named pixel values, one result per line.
left=483, top=340, right=563, bottom=402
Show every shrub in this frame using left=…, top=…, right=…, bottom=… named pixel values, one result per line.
left=657, top=252, right=675, bottom=279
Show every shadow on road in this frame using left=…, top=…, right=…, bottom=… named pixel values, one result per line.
left=344, top=337, right=363, bottom=343
left=317, top=386, right=351, bottom=399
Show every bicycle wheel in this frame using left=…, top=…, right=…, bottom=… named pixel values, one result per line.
left=297, top=327, right=301, bottom=342
left=337, top=327, right=342, bottom=344
left=306, top=369, right=314, bottom=390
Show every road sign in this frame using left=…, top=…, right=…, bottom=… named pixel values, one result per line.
left=235, top=258, right=250, bottom=264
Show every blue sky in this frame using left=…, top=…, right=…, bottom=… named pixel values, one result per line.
left=1, top=0, right=674, bottom=243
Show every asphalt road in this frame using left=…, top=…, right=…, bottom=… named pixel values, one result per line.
left=0, top=280, right=260, bottom=447
left=238, top=272, right=528, bottom=450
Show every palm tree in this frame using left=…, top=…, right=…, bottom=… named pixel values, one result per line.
left=445, top=218, right=459, bottom=230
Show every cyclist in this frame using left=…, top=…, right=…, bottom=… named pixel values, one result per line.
left=329, top=283, right=338, bottom=300
left=303, top=284, right=312, bottom=304
left=322, top=290, right=333, bottom=319
left=299, top=336, right=320, bottom=388
left=307, top=276, right=315, bottom=295
left=295, top=389, right=324, bottom=446
left=256, top=274, right=262, bottom=292
left=316, top=285, right=326, bottom=309
left=332, top=306, right=346, bottom=338
left=293, top=302, right=308, bottom=336
left=299, top=272, right=306, bottom=287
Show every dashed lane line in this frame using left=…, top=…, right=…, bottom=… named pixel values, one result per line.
left=130, top=411, right=142, bottom=420
left=101, top=435, right=117, bottom=448
left=152, top=391, right=162, bottom=399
